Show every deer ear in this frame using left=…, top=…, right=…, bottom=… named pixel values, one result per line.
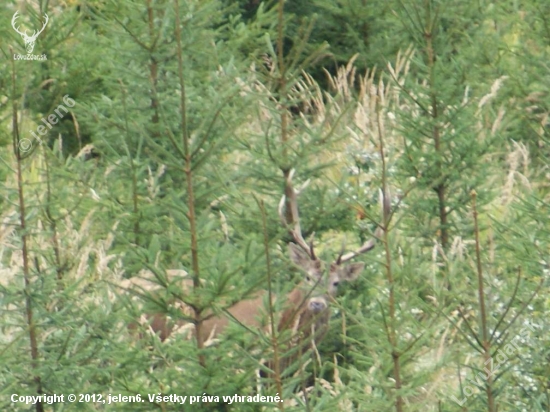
left=341, top=262, right=365, bottom=281
left=288, top=243, right=312, bottom=268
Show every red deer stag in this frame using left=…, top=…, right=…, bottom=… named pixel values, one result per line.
left=264, top=169, right=377, bottom=376
left=128, top=170, right=378, bottom=377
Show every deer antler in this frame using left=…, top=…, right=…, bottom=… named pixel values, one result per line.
left=278, top=169, right=314, bottom=257
left=11, top=11, right=25, bottom=36
left=335, top=228, right=381, bottom=264
left=34, top=13, right=49, bottom=37
left=11, top=12, right=48, bottom=37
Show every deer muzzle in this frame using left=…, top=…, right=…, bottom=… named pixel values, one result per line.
left=308, top=298, right=328, bottom=314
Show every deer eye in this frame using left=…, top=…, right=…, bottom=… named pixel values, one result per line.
left=332, top=281, right=339, bottom=287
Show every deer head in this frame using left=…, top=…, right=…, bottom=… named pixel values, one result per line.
left=12, top=11, right=49, bottom=54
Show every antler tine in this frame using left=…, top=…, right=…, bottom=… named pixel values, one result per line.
left=308, top=237, right=316, bottom=260
left=335, top=239, right=346, bottom=265
left=336, top=227, right=382, bottom=264
left=278, top=169, right=313, bottom=255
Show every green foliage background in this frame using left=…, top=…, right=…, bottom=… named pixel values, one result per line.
left=0, top=0, right=549, bottom=411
